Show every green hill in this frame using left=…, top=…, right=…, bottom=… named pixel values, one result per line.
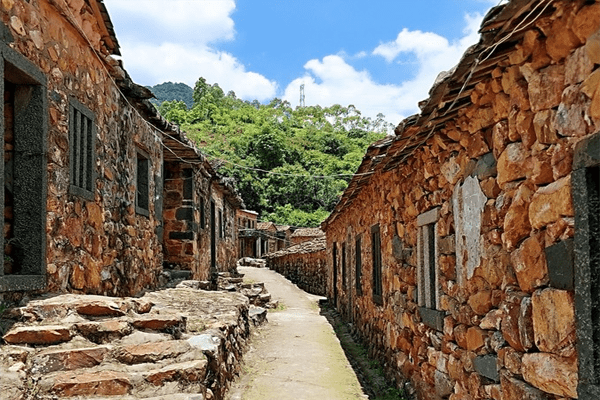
left=157, top=77, right=392, bottom=227
left=148, top=82, right=194, bottom=108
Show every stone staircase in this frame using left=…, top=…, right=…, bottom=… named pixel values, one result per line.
left=0, top=287, right=266, bottom=400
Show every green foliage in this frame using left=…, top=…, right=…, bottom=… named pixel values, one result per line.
left=148, top=82, right=194, bottom=108
left=263, top=204, right=331, bottom=228
left=158, top=77, right=390, bottom=226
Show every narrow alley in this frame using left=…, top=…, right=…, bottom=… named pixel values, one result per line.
left=227, top=266, right=367, bottom=400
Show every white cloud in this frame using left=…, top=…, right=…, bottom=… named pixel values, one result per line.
left=104, top=0, right=276, bottom=101
left=119, top=42, right=277, bottom=101
left=104, top=0, right=236, bottom=44
left=283, top=14, right=483, bottom=127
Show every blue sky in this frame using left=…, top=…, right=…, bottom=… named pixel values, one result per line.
left=103, top=0, right=502, bottom=126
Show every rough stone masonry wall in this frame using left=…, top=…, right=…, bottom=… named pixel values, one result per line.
left=325, top=2, right=600, bottom=399
left=266, top=238, right=326, bottom=296
left=162, top=161, right=238, bottom=280
left=208, top=182, right=238, bottom=277
left=2, top=0, right=163, bottom=297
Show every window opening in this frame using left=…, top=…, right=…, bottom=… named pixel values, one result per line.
left=136, top=152, right=149, bottom=216
left=355, top=236, right=362, bottom=295
left=371, top=224, right=383, bottom=305
left=69, top=98, right=94, bottom=199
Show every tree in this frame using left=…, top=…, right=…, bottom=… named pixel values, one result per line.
left=157, top=76, right=388, bottom=226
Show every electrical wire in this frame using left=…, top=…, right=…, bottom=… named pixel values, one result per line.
left=55, top=0, right=378, bottom=181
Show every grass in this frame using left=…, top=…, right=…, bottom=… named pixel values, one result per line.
left=324, top=305, right=410, bottom=400
left=268, top=302, right=287, bottom=312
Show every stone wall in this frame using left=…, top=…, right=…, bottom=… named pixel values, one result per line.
left=266, top=237, right=326, bottom=296
left=0, top=0, right=164, bottom=297
left=162, top=161, right=240, bottom=279
left=322, top=1, right=600, bottom=399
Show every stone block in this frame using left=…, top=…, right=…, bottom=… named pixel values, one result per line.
left=50, top=370, right=132, bottom=397
left=500, top=371, right=552, bottom=400
left=76, top=320, right=132, bottom=344
left=473, top=152, right=497, bottom=181
left=522, top=353, right=577, bottom=398
left=544, top=239, right=574, bottom=291
left=521, top=63, right=565, bottom=113
left=2, top=325, right=72, bottom=345
left=31, top=346, right=109, bottom=374
left=473, top=355, right=499, bottom=382
left=466, top=327, right=486, bottom=351
left=145, top=360, right=208, bottom=386
left=438, top=235, right=455, bottom=255
left=532, top=288, right=575, bottom=356
left=131, top=315, right=186, bottom=331
left=497, top=142, right=529, bottom=187
left=116, top=340, right=192, bottom=365
left=419, top=307, right=445, bottom=331
left=529, top=175, right=574, bottom=230
left=510, top=235, right=548, bottom=293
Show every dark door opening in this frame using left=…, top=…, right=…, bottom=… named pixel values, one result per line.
left=210, top=201, right=216, bottom=277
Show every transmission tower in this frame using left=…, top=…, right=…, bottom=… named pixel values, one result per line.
left=299, top=84, right=305, bottom=108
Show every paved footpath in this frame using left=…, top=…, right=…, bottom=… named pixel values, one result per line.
left=227, top=266, right=368, bottom=400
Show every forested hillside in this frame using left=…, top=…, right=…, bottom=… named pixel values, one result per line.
left=149, top=82, right=194, bottom=108
left=156, top=78, right=391, bottom=226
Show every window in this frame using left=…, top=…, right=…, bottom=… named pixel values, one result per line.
left=69, top=98, right=95, bottom=200
left=332, top=242, right=338, bottom=302
left=355, top=236, right=362, bottom=295
left=182, top=168, right=193, bottom=201
left=0, top=40, right=47, bottom=291
left=371, top=224, right=382, bottom=305
left=573, top=135, right=600, bottom=397
left=341, top=242, right=347, bottom=290
left=219, top=209, right=223, bottom=239
left=417, top=207, right=444, bottom=330
left=200, top=197, right=205, bottom=229
left=136, top=151, right=149, bottom=216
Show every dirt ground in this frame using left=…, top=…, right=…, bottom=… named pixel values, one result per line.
left=227, top=266, right=368, bottom=400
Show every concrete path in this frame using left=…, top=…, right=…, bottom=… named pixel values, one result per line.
left=227, top=267, right=367, bottom=400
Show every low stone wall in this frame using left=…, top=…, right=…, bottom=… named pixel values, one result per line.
left=265, top=238, right=327, bottom=296
left=0, top=289, right=256, bottom=400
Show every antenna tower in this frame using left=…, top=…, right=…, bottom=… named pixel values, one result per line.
left=299, top=84, right=305, bottom=107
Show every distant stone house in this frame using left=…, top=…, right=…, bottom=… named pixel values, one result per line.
left=290, top=227, right=325, bottom=246
left=322, top=1, right=600, bottom=399
left=256, top=221, right=277, bottom=255
left=161, top=131, right=243, bottom=280
left=0, top=0, right=242, bottom=299
left=237, top=209, right=258, bottom=258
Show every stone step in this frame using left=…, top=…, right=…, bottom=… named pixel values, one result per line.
left=115, top=339, right=194, bottom=364
left=2, top=325, right=72, bottom=345
left=31, top=346, right=111, bottom=374
left=131, top=314, right=186, bottom=332
left=45, top=370, right=133, bottom=397
left=39, top=359, right=208, bottom=398
left=75, top=319, right=132, bottom=344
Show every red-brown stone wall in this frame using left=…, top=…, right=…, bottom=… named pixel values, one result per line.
left=2, top=0, right=163, bottom=297
left=324, top=2, right=600, bottom=398
left=266, top=240, right=327, bottom=296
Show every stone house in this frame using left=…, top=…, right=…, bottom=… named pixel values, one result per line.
left=274, top=224, right=292, bottom=251
left=321, top=1, right=600, bottom=399
left=162, top=130, right=243, bottom=280
left=290, top=227, right=325, bottom=246
left=256, top=221, right=277, bottom=255
left=0, top=0, right=241, bottom=299
left=237, top=209, right=258, bottom=258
